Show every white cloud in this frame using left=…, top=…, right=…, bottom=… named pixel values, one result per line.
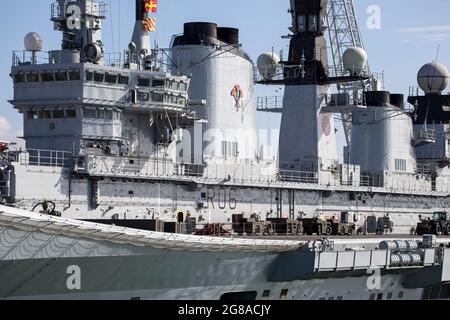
left=0, top=116, right=24, bottom=148
left=397, top=25, right=450, bottom=43
left=396, top=25, right=450, bottom=33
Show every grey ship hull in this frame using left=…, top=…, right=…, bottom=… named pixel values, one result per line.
left=1, top=206, right=449, bottom=300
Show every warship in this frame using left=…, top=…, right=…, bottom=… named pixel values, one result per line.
left=0, top=0, right=450, bottom=300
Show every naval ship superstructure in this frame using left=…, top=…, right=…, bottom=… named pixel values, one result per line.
left=1, top=0, right=448, bottom=233
left=0, top=0, right=450, bottom=301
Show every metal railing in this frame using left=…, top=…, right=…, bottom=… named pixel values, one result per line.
left=257, top=96, right=284, bottom=112
left=279, top=170, right=319, bottom=184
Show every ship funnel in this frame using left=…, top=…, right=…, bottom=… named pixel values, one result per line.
left=131, top=0, right=151, bottom=58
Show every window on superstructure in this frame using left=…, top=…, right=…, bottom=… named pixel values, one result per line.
left=38, top=110, right=52, bottom=119
left=94, top=72, right=105, bottom=82
left=118, top=75, right=129, bottom=85
left=297, top=15, right=306, bottom=32
left=113, top=110, right=121, bottom=121
left=168, top=80, right=179, bottom=90
left=83, top=107, right=97, bottom=119
left=55, top=71, right=68, bottom=81
left=152, top=79, right=165, bottom=88
left=14, top=73, right=25, bottom=83
left=104, top=109, right=113, bottom=120
left=178, top=97, right=187, bottom=106
left=138, top=92, right=150, bottom=102
left=65, top=108, right=77, bottom=119
left=138, top=78, right=151, bottom=87
left=41, top=72, right=54, bottom=82
left=26, top=72, right=39, bottom=82
left=52, top=109, right=65, bottom=119
left=105, top=74, right=118, bottom=84
left=27, top=110, right=38, bottom=120
left=69, top=70, right=81, bottom=81
left=308, top=15, right=318, bottom=32
left=152, top=92, right=164, bottom=103
left=179, top=82, right=187, bottom=92
left=85, top=71, right=94, bottom=81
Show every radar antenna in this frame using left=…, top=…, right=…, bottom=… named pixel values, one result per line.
left=326, top=0, right=373, bottom=146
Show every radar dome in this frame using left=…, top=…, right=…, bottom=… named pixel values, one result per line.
left=24, top=32, right=43, bottom=51
left=257, top=52, right=280, bottom=80
left=343, top=47, right=368, bottom=76
left=417, top=62, right=449, bottom=94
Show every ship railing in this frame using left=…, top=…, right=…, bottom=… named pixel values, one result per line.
left=279, top=170, right=319, bottom=184
left=103, top=52, right=123, bottom=68
left=82, top=155, right=175, bottom=177
left=19, top=149, right=73, bottom=168
left=12, top=51, right=50, bottom=67
left=257, top=96, right=284, bottom=112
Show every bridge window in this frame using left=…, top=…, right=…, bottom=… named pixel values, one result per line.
left=167, top=80, right=179, bottom=90
left=105, top=73, right=118, bottom=84
left=38, top=109, right=52, bottom=119
left=55, top=71, right=68, bottom=81
left=52, top=109, right=65, bottom=119
left=41, top=71, right=54, bottom=82
left=14, top=73, right=25, bottom=83
left=152, top=79, right=165, bottom=88
left=118, top=75, right=129, bottom=85
left=152, top=92, right=164, bottom=103
left=26, top=72, right=39, bottom=82
left=113, top=110, right=121, bottom=121
left=138, top=78, right=151, bottom=87
left=65, top=108, right=77, bottom=119
left=83, top=107, right=97, bottom=119
left=94, top=72, right=105, bottom=82
left=27, top=110, right=38, bottom=120
left=138, top=91, right=150, bottom=102
left=85, top=71, right=94, bottom=81
left=69, top=70, right=81, bottom=81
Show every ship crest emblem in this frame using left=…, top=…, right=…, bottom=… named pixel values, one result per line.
left=231, top=84, right=244, bottom=112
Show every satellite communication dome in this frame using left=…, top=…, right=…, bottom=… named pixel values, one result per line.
left=24, top=32, right=43, bottom=52
left=257, top=52, right=280, bottom=80
left=417, top=62, right=449, bottom=94
left=343, top=47, right=368, bottom=76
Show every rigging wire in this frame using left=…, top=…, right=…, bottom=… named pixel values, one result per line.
left=108, top=0, right=116, bottom=54
left=423, top=45, right=441, bottom=129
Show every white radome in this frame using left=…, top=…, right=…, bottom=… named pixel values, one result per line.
left=417, top=62, right=449, bottom=94
left=257, top=52, right=280, bottom=80
left=343, top=47, right=368, bottom=76
left=24, top=32, right=43, bottom=52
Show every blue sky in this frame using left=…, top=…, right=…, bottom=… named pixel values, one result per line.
left=1, top=0, right=450, bottom=148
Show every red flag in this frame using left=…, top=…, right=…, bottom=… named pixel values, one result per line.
left=143, top=18, right=157, bottom=32
left=144, top=0, right=158, bottom=13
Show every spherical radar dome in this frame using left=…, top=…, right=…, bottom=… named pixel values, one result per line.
left=257, top=52, right=280, bottom=80
left=343, top=47, right=368, bottom=76
left=24, top=32, right=43, bottom=52
left=417, top=62, right=449, bottom=94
